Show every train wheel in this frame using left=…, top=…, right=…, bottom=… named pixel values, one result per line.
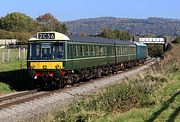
left=54, top=78, right=65, bottom=88
left=67, top=74, right=74, bottom=85
left=58, top=79, right=65, bottom=88
left=36, top=80, right=45, bottom=89
left=97, top=68, right=102, bottom=77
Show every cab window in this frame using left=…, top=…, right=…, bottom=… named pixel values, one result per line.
left=41, top=43, right=52, bottom=59
left=54, top=43, right=64, bottom=58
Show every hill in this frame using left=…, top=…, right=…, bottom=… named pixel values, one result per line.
left=64, top=17, right=180, bottom=36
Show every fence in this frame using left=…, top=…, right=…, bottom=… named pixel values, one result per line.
left=0, top=47, right=27, bottom=62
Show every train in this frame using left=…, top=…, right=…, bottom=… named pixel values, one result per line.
left=27, top=32, right=148, bottom=87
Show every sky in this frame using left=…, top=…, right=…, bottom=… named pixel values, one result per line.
left=0, top=0, right=179, bottom=21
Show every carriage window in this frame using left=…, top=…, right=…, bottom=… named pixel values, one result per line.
left=116, top=47, right=118, bottom=55
left=120, top=47, right=122, bottom=55
left=89, top=46, right=94, bottom=56
left=122, top=47, right=124, bottom=54
left=104, top=46, right=107, bottom=55
left=122, top=46, right=128, bottom=54
left=100, top=46, right=104, bottom=55
left=130, top=47, right=136, bottom=54
left=92, top=46, right=95, bottom=56
left=125, top=47, right=128, bottom=54
left=111, top=46, right=114, bottom=55
left=96, top=46, right=100, bottom=56
left=75, top=45, right=78, bottom=56
left=85, top=45, right=89, bottom=56
left=119, top=47, right=121, bottom=55
left=77, top=45, right=84, bottom=56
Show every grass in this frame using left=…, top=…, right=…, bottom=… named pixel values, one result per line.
left=0, top=48, right=27, bottom=94
left=0, top=82, right=13, bottom=95
left=99, top=77, right=180, bottom=122
left=38, top=45, right=180, bottom=122
left=0, top=48, right=26, bottom=72
left=0, top=59, right=26, bottom=72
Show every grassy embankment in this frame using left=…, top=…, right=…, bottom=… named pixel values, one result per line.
left=0, top=48, right=26, bottom=95
left=0, top=48, right=26, bottom=71
left=40, top=45, right=180, bottom=122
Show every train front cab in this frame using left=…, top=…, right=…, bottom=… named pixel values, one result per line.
left=27, top=32, right=70, bottom=87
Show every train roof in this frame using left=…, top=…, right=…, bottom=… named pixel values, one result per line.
left=29, top=32, right=135, bottom=45
left=68, top=34, right=135, bottom=45
left=134, top=42, right=147, bottom=46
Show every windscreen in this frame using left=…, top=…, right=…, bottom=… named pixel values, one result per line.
left=28, top=42, right=64, bottom=60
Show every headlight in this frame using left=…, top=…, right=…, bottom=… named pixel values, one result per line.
left=34, top=76, right=37, bottom=79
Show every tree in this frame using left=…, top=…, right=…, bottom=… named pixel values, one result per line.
left=0, top=18, right=3, bottom=29
left=36, top=13, right=67, bottom=33
left=99, top=28, right=132, bottom=40
left=0, top=29, right=31, bottom=44
left=61, top=23, right=68, bottom=34
left=0, top=12, right=37, bottom=32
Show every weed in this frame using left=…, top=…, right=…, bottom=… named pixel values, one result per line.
left=0, top=82, right=13, bottom=95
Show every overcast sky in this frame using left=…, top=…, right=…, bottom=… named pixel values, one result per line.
left=0, top=0, right=179, bottom=21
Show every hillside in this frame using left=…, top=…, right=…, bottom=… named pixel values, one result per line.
left=64, top=17, right=180, bottom=36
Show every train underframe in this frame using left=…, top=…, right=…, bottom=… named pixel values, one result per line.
left=29, top=59, right=146, bottom=88
left=64, top=59, right=145, bottom=85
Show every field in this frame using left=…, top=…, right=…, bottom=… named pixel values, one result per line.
left=0, top=48, right=26, bottom=71
left=40, top=45, right=180, bottom=122
left=0, top=48, right=27, bottom=95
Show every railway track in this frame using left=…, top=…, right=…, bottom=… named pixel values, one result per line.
left=0, top=89, right=45, bottom=109
left=0, top=58, right=156, bottom=110
left=0, top=89, right=38, bottom=102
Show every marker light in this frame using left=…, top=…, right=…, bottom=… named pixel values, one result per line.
left=55, top=65, right=60, bottom=69
left=30, top=65, right=35, bottom=69
left=43, top=65, right=47, bottom=69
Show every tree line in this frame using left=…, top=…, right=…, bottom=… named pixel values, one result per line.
left=0, top=12, right=67, bottom=44
left=0, top=12, right=134, bottom=44
left=98, top=28, right=132, bottom=40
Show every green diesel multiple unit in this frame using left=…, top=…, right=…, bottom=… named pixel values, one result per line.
left=27, top=32, right=147, bottom=87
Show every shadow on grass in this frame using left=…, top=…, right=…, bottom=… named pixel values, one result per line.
left=0, top=69, right=35, bottom=91
left=146, top=91, right=180, bottom=122
left=166, top=106, right=180, bottom=122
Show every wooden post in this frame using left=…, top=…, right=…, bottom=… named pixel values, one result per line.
left=18, top=47, right=21, bottom=60
left=8, top=49, right=11, bottom=62
left=2, top=51, right=4, bottom=62
left=23, top=48, right=26, bottom=59
left=20, top=63, right=22, bottom=69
